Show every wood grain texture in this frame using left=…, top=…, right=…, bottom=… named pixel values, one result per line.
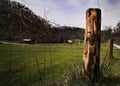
left=82, top=8, right=101, bottom=81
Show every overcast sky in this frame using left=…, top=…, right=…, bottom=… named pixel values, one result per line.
left=11, top=0, right=120, bottom=29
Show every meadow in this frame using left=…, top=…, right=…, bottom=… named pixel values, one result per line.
left=0, top=43, right=120, bottom=86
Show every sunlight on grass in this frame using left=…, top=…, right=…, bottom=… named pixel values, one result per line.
left=0, top=43, right=119, bottom=86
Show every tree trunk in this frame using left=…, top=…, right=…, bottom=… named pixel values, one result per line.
left=82, top=8, right=101, bottom=82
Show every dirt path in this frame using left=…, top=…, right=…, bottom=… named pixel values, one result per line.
left=113, top=44, right=120, bottom=49
left=0, top=41, right=25, bottom=45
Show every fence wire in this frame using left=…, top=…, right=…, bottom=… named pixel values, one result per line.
left=0, top=43, right=83, bottom=86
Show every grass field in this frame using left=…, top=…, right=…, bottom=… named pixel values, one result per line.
left=0, top=43, right=120, bottom=86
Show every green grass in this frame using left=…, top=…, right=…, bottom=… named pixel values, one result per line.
left=0, top=43, right=83, bottom=86
left=0, top=43, right=120, bottom=86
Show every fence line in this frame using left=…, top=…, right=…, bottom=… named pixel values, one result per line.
left=0, top=43, right=84, bottom=86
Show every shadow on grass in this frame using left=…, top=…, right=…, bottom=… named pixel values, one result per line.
left=101, top=76, right=120, bottom=86
left=113, top=57, right=120, bottom=61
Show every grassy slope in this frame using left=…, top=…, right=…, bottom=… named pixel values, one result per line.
left=99, top=43, right=120, bottom=86
left=0, top=43, right=120, bottom=86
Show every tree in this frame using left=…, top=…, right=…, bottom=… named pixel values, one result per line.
left=113, top=21, right=120, bottom=43
left=101, top=26, right=112, bottom=42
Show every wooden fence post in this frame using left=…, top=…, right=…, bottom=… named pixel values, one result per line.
left=82, top=8, right=101, bottom=82
left=104, top=39, right=114, bottom=61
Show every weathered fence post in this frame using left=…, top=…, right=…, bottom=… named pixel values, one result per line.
left=104, top=39, right=114, bottom=61
left=101, top=39, right=114, bottom=72
left=82, top=8, right=101, bottom=82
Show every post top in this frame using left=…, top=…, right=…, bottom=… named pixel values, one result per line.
left=86, top=8, right=101, bottom=17
left=87, top=8, right=101, bottom=11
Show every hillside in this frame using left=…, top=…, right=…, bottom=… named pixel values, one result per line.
left=0, top=0, right=85, bottom=44
left=50, top=26, right=84, bottom=43
left=0, top=0, right=85, bottom=43
left=0, top=0, right=51, bottom=42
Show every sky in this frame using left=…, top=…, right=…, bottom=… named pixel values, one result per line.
left=11, top=0, right=120, bottom=29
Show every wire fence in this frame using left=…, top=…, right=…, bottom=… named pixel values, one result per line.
left=0, top=43, right=83, bottom=86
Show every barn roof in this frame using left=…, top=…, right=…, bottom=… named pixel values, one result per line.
left=22, top=39, right=31, bottom=41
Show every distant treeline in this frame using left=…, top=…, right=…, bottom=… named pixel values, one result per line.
left=0, top=0, right=50, bottom=42
left=0, top=0, right=84, bottom=43
left=0, top=0, right=119, bottom=43
left=49, top=26, right=84, bottom=43
left=101, top=22, right=120, bottom=43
